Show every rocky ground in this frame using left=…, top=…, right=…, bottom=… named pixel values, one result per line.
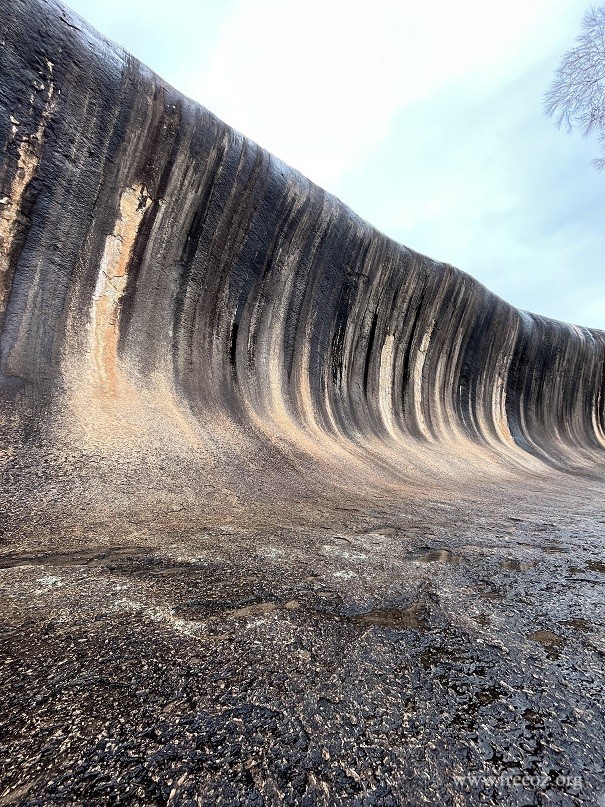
left=1, top=467, right=604, bottom=806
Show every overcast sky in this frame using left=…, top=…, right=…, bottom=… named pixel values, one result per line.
left=65, top=0, right=604, bottom=329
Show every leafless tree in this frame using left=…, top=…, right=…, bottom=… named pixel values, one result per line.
left=545, top=6, right=605, bottom=169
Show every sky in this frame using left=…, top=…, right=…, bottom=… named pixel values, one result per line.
left=64, top=0, right=605, bottom=329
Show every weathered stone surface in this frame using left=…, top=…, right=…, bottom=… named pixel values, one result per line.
left=1, top=1, right=604, bottom=805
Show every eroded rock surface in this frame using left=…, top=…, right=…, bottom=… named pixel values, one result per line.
left=0, top=1, right=604, bottom=804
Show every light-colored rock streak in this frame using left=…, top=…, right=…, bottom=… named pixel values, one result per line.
left=0, top=76, right=55, bottom=325
left=89, top=185, right=152, bottom=389
left=378, top=334, right=396, bottom=437
left=412, top=325, right=434, bottom=440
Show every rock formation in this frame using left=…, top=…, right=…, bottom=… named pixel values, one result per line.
left=1, top=1, right=604, bottom=805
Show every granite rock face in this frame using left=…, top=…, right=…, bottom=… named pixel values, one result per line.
left=1, top=0, right=604, bottom=481
left=1, top=2, right=605, bottom=806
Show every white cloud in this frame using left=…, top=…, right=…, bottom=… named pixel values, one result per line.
left=176, top=0, right=582, bottom=188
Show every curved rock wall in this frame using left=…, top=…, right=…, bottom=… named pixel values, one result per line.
left=1, top=0, right=604, bottom=500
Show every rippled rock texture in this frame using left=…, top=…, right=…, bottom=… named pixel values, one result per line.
left=1, top=1, right=605, bottom=805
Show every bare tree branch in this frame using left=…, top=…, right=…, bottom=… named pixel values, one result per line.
left=545, top=5, right=605, bottom=168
